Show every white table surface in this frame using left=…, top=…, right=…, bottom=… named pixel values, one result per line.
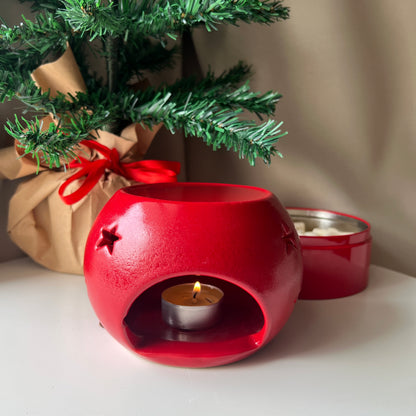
left=0, top=258, right=415, bottom=416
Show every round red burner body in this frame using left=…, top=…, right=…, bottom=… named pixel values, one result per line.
left=84, top=183, right=303, bottom=367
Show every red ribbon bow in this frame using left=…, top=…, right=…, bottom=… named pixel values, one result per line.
left=58, top=140, right=180, bottom=205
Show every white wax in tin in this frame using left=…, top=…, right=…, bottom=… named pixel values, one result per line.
left=294, top=222, right=351, bottom=236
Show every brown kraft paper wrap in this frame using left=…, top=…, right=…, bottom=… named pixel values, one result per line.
left=0, top=45, right=165, bottom=274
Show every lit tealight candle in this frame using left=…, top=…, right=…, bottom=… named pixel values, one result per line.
left=161, top=281, right=224, bottom=331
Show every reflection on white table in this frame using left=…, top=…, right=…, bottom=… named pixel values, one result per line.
left=0, top=258, right=415, bottom=416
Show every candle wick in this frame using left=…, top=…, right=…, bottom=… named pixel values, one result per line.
left=193, top=291, right=197, bottom=299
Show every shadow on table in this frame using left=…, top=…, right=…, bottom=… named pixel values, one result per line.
left=234, top=279, right=405, bottom=367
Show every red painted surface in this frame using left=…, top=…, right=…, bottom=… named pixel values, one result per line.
left=84, top=183, right=303, bottom=367
left=289, top=208, right=372, bottom=300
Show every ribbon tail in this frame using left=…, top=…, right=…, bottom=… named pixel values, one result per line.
left=59, top=161, right=106, bottom=205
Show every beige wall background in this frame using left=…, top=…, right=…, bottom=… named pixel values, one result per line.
left=1, top=1, right=415, bottom=276
left=0, top=3, right=30, bottom=262
left=188, top=0, right=416, bottom=277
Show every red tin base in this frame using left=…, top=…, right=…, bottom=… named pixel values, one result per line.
left=84, top=183, right=303, bottom=367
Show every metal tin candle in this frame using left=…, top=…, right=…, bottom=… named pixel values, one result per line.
left=287, top=208, right=371, bottom=299
left=161, top=282, right=224, bottom=330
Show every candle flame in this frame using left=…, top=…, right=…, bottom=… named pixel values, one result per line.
left=192, top=281, right=201, bottom=299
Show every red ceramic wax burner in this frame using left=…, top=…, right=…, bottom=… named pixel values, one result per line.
left=287, top=208, right=372, bottom=300
left=84, top=183, right=303, bottom=367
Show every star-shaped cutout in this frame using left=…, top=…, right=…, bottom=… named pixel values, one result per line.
left=281, top=222, right=297, bottom=254
left=96, top=226, right=121, bottom=255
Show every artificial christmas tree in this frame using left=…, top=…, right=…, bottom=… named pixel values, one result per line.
left=0, top=0, right=290, bottom=273
left=0, top=0, right=289, bottom=166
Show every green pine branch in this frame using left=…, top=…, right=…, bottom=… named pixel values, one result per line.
left=169, top=60, right=252, bottom=93
left=5, top=110, right=107, bottom=168
left=122, top=91, right=285, bottom=165
left=117, top=65, right=285, bottom=165
left=0, top=11, right=69, bottom=72
left=167, top=63, right=281, bottom=117
left=58, top=0, right=289, bottom=41
left=0, top=68, right=79, bottom=112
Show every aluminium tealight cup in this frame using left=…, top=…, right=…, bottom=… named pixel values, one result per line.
left=161, top=284, right=224, bottom=331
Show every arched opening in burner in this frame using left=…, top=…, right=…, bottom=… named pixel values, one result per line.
left=123, top=275, right=266, bottom=360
